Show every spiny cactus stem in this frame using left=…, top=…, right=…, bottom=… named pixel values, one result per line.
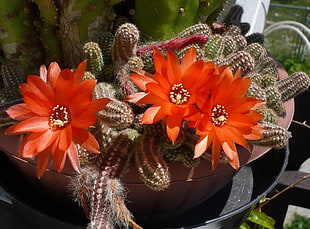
left=136, top=34, right=209, bottom=57
left=98, top=131, right=136, bottom=178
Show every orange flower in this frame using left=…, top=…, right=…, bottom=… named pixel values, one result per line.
left=126, top=47, right=221, bottom=143
left=5, top=61, right=110, bottom=178
left=190, top=68, right=264, bottom=170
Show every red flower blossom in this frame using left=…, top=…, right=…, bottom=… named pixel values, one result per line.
left=5, top=61, right=110, bottom=178
left=125, top=47, right=221, bottom=143
left=190, top=68, right=264, bottom=170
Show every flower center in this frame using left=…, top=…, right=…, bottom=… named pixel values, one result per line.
left=169, top=83, right=190, bottom=105
left=211, top=104, right=228, bottom=126
left=49, top=105, right=71, bottom=131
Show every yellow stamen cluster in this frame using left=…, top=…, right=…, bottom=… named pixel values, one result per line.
left=169, top=83, right=190, bottom=105
left=211, top=104, right=228, bottom=126
left=49, top=105, right=71, bottom=131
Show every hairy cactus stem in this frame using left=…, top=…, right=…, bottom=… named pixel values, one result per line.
left=136, top=34, right=209, bottom=57
left=135, top=135, right=170, bottom=191
left=97, top=129, right=139, bottom=177
left=251, top=122, right=291, bottom=149
left=97, top=99, right=134, bottom=130
left=112, top=23, right=140, bottom=64
left=276, top=72, right=310, bottom=102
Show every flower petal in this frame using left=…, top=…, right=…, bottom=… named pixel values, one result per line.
left=39, top=64, right=47, bottom=82
left=36, top=149, right=51, bottom=179
left=74, top=60, right=87, bottom=84
left=129, top=71, right=156, bottom=91
left=153, top=48, right=167, bottom=76
left=74, top=78, right=96, bottom=96
left=142, top=106, right=165, bottom=124
left=181, top=47, right=197, bottom=74
left=18, top=133, right=40, bottom=158
left=71, top=112, right=96, bottom=128
left=222, top=141, right=240, bottom=170
left=87, top=98, right=110, bottom=113
left=36, top=129, right=59, bottom=152
left=58, top=126, right=72, bottom=152
left=55, top=69, right=75, bottom=105
left=166, top=115, right=182, bottom=143
left=6, top=103, right=36, bottom=121
left=146, top=82, right=169, bottom=101
left=23, top=92, right=52, bottom=116
left=194, top=135, right=210, bottom=158
left=166, top=49, right=181, bottom=84
left=47, top=62, right=61, bottom=90
left=5, top=116, right=49, bottom=135
left=211, top=136, right=222, bottom=170
left=182, top=60, right=204, bottom=90
left=72, top=128, right=100, bottom=154
left=67, top=142, right=80, bottom=172
left=52, top=140, right=66, bottom=173
left=26, top=74, right=55, bottom=104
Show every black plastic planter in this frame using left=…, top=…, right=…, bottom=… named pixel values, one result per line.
left=0, top=145, right=289, bottom=229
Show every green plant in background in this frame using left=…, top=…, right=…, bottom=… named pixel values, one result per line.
left=285, top=214, right=310, bottom=229
left=265, top=0, right=310, bottom=76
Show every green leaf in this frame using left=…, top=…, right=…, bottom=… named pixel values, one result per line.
left=247, top=210, right=276, bottom=229
left=239, top=222, right=251, bottom=229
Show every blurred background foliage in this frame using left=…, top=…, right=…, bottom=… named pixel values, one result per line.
left=264, top=0, right=310, bottom=75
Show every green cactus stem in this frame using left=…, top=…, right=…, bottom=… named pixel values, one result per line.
left=32, top=0, right=62, bottom=63
left=97, top=99, right=134, bottom=130
left=247, top=72, right=276, bottom=89
left=244, top=43, right=267, bottom=62
left=252, top=122, right=291, bottom=149
left=276, top=72, right=310, bottom=102
left=0, top=61, right=23, bottom=102
left=0, top=0, right=44, bottom=75
left=133, top=0, right=200, bottom=40
left=165, top=145, right=200, bottom=168
left=246, top=81, right=266, bottom=101
left=135, top=135, right=170, bottom=191
left=57, top=0, right=117, bottom=68
left=127, top=55, right=144, bottom=70
left=198, top=0, right=227, bottom=25
left=82, top=71, right=96, bottom=80
left=83, top=41, right=104, bottom=79
left=204, top=34, right=224, bottom=60
left=222, top=35, right=237, bottom=56
left=178, top=23, right=212, bottom=38
left=256, top=106, right=278, bottom=124
left=264, top=86, right=284, bottom=114
left=98, top=31, right=114, bottom=65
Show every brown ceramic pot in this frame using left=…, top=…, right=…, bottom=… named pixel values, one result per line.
left=0, top=66, right=294, bottom=219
